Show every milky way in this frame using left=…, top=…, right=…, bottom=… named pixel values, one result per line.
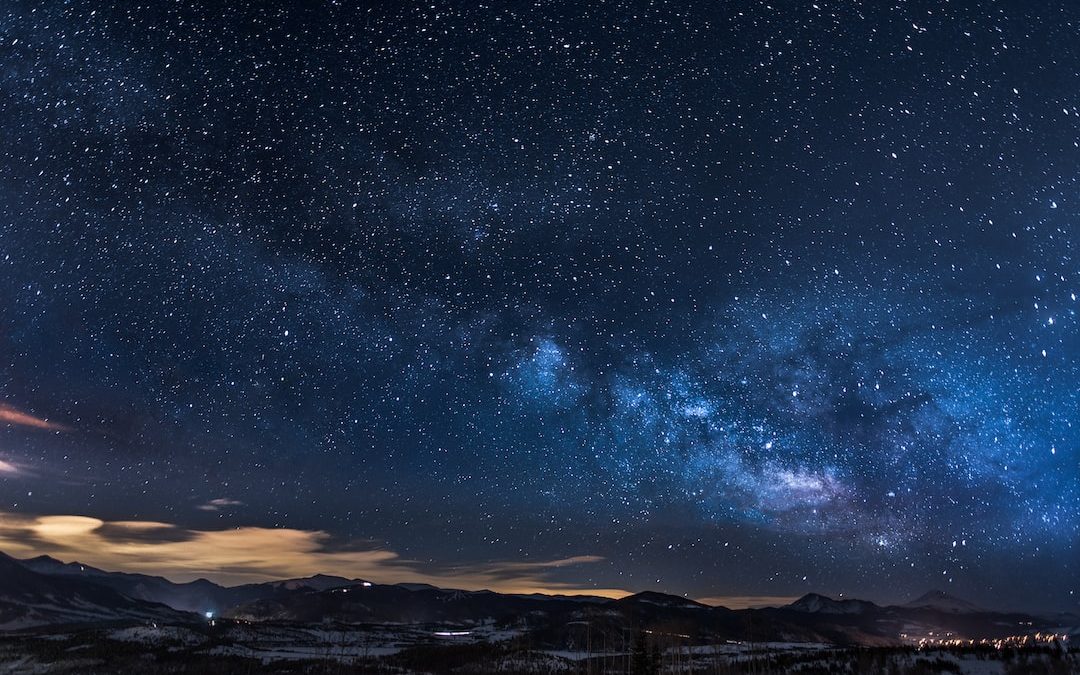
left=0, top=1, right=1078, bottom=611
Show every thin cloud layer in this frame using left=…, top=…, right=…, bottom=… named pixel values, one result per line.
left=696, top=595, right=801, bottom=610
left=0, top=404, right=68, bottom=432
left=0, top=511, right=626, bottom=597
left=197, top=498, right=244, bottom=512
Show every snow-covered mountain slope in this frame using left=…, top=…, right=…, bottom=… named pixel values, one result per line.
left=787, top=593, right=878, bottom=615
left=19, top=554, right=369, bottom=614
left=903, top=590, right=983, bottom=614
left=0, top=552, right=192, bottom=629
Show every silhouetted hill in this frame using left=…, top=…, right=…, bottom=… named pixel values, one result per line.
left=3, top=551, right=1075, bottom=647
left=904, top=589, right=983, bottom=613
left=0, top=552, right=191, bottom=629
left=787, top=593, right=879, bottom=615
left=19, top=554, right=369, bottom=615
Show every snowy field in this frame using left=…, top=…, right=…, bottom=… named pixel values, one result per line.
left=0, top=620, right=1076, bottom=673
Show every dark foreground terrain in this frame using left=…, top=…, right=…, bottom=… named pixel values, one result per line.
left=0, top=552, right=1077, bottom=673
left=0, top=622, right=1077, bottom=674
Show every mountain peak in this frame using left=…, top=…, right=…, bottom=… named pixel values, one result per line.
left=788, top=593, right=833, bottom=613
left=617, top=591, right=709, bottom=609
left=787, top=593, right=875, bottom=614
left=263, top=574, right=362, bottom=592
left=904, top=590, right=981, bottom=613
left=20, top=555, right=105, bottom=576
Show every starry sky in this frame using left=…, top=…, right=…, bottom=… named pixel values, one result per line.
left=0, top=0, right=1078, bottom=612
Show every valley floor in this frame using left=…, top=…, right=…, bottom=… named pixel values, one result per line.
left=0, top=620, right=1076, bottom=674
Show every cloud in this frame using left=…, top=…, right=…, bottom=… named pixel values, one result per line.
left=0, top=511, right=626, bottom=597
left=197, top=498, right=244, bottom=512
left=696, top=595, right=800, bottom=609
left=0, top=460, right=21, bottom=476
left=0, top=404, right=69, bottom=432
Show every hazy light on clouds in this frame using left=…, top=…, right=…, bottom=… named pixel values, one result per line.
left=696, top=595, right=801, bottom=610
left=0, top=404, right=68, bottom=432
left=0, top=511, right=625, bottom=597
left=197, top=498, right=244, bottom=512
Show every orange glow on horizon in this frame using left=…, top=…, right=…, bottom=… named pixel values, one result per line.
left=0, top=510, right=629, bottom=598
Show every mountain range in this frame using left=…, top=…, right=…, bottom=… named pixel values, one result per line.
left=0, top=552, right=188, bottom=629
left=17, top=553, right=366, bottom=615
left=1, top=551, right=1077, bottom=647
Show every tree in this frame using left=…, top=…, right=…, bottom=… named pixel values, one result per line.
left=632, top=630, right=659, bottom=675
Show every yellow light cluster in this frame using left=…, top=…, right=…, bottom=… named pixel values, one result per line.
left=914, top=632, right=1069, bottom=650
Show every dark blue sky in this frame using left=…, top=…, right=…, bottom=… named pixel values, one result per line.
left=0, top=0, right=1077, bottom=611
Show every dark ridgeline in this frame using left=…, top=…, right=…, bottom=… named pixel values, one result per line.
left=3, top=552, right=1077, bottom=647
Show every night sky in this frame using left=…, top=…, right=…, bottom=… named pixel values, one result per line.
left=1, top=1, right=1078, bottom=612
